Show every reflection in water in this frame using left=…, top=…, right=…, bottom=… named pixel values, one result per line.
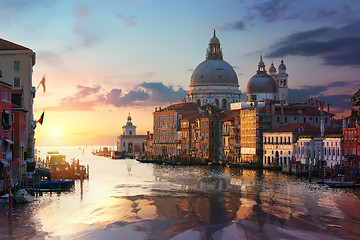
left=0, top=146, right=359, bottom=239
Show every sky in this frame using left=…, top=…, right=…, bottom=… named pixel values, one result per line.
left=1, top=0, right=360, bottom=146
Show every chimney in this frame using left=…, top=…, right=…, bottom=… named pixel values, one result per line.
left=280, top=100, right=284, bottom=123
left=310, top=98, right=314, bottom=107
left=265, top=99, right=271, bottom=113
left=147, top=131, right=150, bottom=138
left=159, top=107, right=161, bottom=111
left=327, top=103, right=330, bottom=113
left=319, top=101, right=324, bottom=116
left=315, top=100, right=319, bottom=109
left=155, top=107, right=157, bottom=112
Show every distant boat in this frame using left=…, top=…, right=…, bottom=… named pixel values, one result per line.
left=0, top=193, right=9, bottom=203
left=324, top=180, right=360, bottom=188
left=13, top=189, right=34, bottom=203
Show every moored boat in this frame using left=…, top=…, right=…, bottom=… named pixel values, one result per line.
left=13, top=189, right=34, bottom=203
left=35, top=180, right=75, bottom=190
left=324, top=180, right=360, bottom=188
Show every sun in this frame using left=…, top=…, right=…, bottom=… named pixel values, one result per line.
left=51, top=129, right=60, bottom=137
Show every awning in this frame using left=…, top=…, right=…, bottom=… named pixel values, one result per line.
left=0, top=160, right=9, bottom=167
left=5, top=139, right=14, bottom=144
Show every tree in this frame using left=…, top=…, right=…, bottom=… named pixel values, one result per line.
left=351, top=88, right=360, bottom=121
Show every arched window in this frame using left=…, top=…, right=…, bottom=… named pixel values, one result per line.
left=222, top=99, right=227, bottom=109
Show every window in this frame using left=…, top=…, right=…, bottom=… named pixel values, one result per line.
left=14, top=61, right=20, bottom=71
left=129, top=131, right=132, bottom=135
left=14, top=78, right=20, bottom=87
left=2, top=110, right=10, bottom=129
left=285, top=117, right=287, bottom=123
left=303, top=117, right=306, bottom=123
left=0, top=70, right=2, bottom=78
left=2, top=89, right=7, bottom=102
left=277, top=116, right=280, bottom=123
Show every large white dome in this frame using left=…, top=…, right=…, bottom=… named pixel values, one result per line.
left=190, top=59, right=238, bottom=87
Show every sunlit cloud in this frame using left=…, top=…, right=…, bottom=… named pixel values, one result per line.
left=289, top=80, right=360, bottom=115
left=46, top=82, right=187, bottom=111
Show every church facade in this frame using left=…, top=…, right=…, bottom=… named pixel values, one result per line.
left=116, top=114, right=147, bottom=154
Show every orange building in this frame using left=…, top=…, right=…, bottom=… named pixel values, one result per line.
left=153, top=102, right=199, bottom=158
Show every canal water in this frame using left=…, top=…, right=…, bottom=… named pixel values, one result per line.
left=0, top=146, right=360, bottom=240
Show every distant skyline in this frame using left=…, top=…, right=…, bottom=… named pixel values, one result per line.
left=1, top=0, right=359, bottom=146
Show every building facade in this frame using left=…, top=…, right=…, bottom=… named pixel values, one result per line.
left=0, top=39, right=36, bottom=155
left=116, top=114, right=147, bottom=155
left=153, top=102, right=199, bottom=158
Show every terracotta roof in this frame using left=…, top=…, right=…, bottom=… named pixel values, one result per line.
left=120, top=135, right=147, bottom=139
left=157, top=102, right=199, bottom=112
left=220, top=115, right=234, bottom=122
left=269, top=123, right=319, bottom=133
left=268, top=123, right=342, bottom=135
left=182, top=112, right=203, bottom=121
left=0, top=38, right=31, bottom=51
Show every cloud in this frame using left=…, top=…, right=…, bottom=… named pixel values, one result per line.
left=49, top=85, right=104, bottom=111
left=73, top=6, right=99, bottom=47
left=49, top=82, right=187, bottom=111
left=37, top=51, right=62, bottom=65
left=288, top=80, right=360, bottom=115
left=114, top=13, right=138, bottom=27
left=222, top=21, right=246, bottom=31
left=222, top=1, right=357, bottom=31
left=266, top=19, right=360, bottom=67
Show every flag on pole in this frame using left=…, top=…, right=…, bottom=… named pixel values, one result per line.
left=36, top=74, right=46, bottom=94
left=37, top=111, right=45, bottom=125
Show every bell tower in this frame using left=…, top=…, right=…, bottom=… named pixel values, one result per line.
left=122, top=113, right=136, bottom=136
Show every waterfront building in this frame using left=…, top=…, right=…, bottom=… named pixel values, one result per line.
left=180, top=113, right=201, bottom=160
left=322, top=136, right=343, bottom=166
left=0, top=39, right=36, bottom=155
left=179, top=107, right=222, bottom=163
left=153, top=102, right=199, bottom=158
left=219, top=113, right=241, bottom=164
left=144, top=132, right=154, bottom=158
left=263, top=123, right=320, bottom=171
left=264, top=123, right=343, bottom=172
left=343, top=121, right=360, bottom=168
left=116, top=114, right=147, bottom=155
left=11, top=93, right=28, bottom=187
left=0, top=81, right=13, bottom=191
left=186, top=31, right=242, bottom=110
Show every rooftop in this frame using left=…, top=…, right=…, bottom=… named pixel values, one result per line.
left=0, top=38, right=31, bottom=51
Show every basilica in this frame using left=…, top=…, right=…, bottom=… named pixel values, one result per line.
left=146, top=31, right=339, bottom=171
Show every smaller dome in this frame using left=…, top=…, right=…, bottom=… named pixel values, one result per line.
left=247, top=73, right=277, bottom=94
left=278, top=59, right=286, bottom=71
left=269, top=63, right=276, bottom=73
